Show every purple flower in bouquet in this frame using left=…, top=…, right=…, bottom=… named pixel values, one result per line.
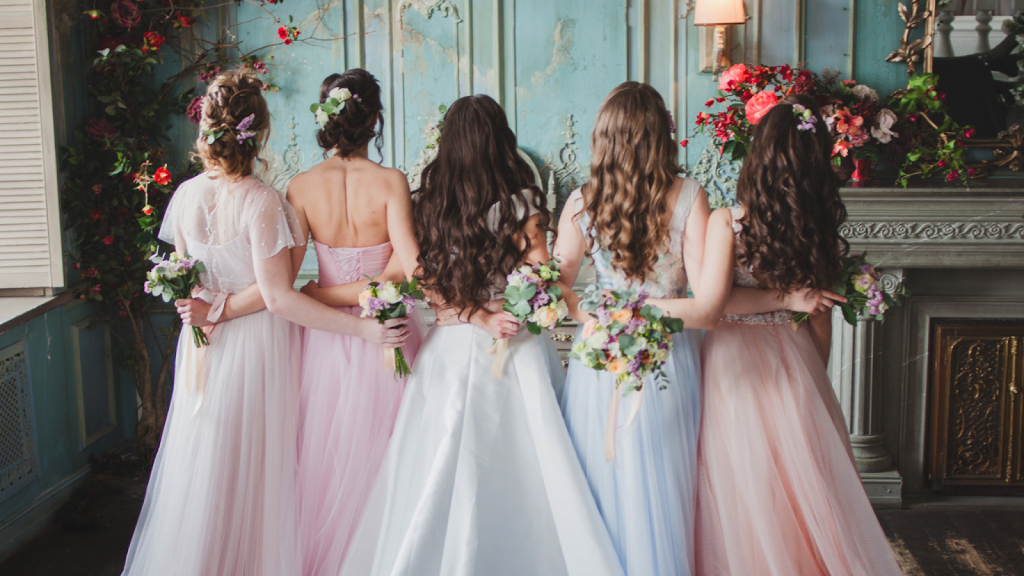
left=366, top=297, right=387, bottom=315
left=533, top=290, right=551, bottom=308
left=402, top=296, right=416, bottom=308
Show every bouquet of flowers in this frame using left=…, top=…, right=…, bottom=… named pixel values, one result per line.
left=359, top=279, right=423, bottom=378
left=570, top=286, right=683, bottom=461
left=791, top=253, right=908, bottom=326
left=502, top=261, right=569, bottom=334
left=570, top=286, right=683, bottom=394
left=144, top=252, right=209, bottom=347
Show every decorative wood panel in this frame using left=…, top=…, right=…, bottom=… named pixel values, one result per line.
left=70, top=318, right=116, bottom=449
left=0, top=341, right=40, bottom=504
left=929, top=321, right=1024, bottom=493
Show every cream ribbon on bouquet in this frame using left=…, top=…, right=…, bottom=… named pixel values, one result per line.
left=605, top=378, right=645, bottom=462
left=180, top=287, right=229, bottom=415
left=485, top=337, right=510, bottom=378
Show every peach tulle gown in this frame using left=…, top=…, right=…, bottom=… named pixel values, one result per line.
left=296, top=240, right=423, bottom=576
left=694, top=207, right=903, bottom=576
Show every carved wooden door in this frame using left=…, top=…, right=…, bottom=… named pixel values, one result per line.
left=929, top=322, right=1024, bottom=494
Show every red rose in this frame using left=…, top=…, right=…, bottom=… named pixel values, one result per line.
left=86, top=118, right=119, bottom=142
left=744, top=90, right=778, bottom=125
left=718, top=64, right=750, bottom=92
left=964, top=128, right=975, bottom=139
left=103, top=236, right=114, bottom=245
left=946, top=170, right=959, bottom=182
left=90, top=209, right=102, bottom=220
left=679, top=139, right=689, bottom=148
left=187, top=95, right=204, bottom=125
left=143, top=31, right=165, bottom=51
left=705, top=99, right=714, bottom=108
left=142, top=205, right=154, bottom=215
left=937, top=159, right=947, bottom=169
left=284, top=38, right=293, bottom=45
left=968, top=168, right=977, bottom=176
left=154, top=166, right=172, bottom=185
left=110, top=0, right=141, bottom=28
left=178, top=14, right=194, bottom=28
left=92, top=285, right=103, bottom=293
left=278, top=26, right=288, bottom=40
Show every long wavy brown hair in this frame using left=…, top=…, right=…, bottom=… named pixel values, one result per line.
left=583, top=82, right=682, bottom=281
left=736, top=93, right=849, bottom=291
left=414, top=94, right=548, bottom=315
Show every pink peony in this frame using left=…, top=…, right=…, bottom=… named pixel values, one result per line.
left=186, top=96, right=204, bottom=124
left=718, top=64, right=750, bottom=92
left=86, top=118, right=119, bottom=142
left=744, top=90, right=778, bottom=125
left=109, top=0, right=141, bottom=29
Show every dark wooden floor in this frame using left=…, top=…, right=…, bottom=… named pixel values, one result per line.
left=2, top=471, right=1023, bottom=575
left=878, top=506, right=1024, bottom=576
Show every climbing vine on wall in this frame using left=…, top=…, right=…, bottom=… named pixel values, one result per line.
left=62, top=0, right=348, bottom=462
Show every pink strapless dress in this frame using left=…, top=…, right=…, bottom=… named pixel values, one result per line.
left=296, top=240, right=423, bottom=576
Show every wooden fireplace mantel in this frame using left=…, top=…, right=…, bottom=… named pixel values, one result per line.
left=840, top=182, right=1024, bottom=269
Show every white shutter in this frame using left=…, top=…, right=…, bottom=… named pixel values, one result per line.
left=0, top=0, right=62, bottom=289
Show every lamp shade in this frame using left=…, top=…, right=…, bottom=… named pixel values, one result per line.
left=694, top=0, right=746, bottom=26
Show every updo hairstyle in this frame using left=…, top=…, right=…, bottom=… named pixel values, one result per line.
left=315, top=69, right=385, bottom=158
left=193, top=69, right=270, bottom=179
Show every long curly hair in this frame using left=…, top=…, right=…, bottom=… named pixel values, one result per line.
left=582, top=82, right=683, bottom=282
left=414, top=94, right=548, bottom=316
left=315, top=69, right=385, bottom=158
left=736, top=93, right=849, bottom=291
left=193, top=69, right=269, bottom=179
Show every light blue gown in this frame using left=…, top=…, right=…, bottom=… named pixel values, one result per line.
left=560, top=178, right=703, bottom=576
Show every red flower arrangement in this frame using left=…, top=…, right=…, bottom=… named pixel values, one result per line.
left=154, top=166, right=172, bottom=185
left=142, top=31, right=165, bottom=53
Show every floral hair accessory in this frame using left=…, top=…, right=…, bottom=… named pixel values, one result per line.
left=310, top=87, right=356, bottom=128
left=201, top=113, right=261, bottom=146
left=666, top=110, right=676, bottom=133
left=236, top=114, right=260, bottom=145
left=792, top=104, right=818, bottom=132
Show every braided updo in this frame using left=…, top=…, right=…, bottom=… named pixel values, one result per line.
left=316, top=69, right=384, bottom=158
left=194, top=69, right=270, bottom=179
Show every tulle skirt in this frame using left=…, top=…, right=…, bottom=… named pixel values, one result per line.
left=343, top=324, right=624, bottom=576
left=296, top=307, right=424, bottom=576
left=122, top=309, right=301, bottom=576
left=561, top=329, right=702, bottom=576
left=695, top=321, right=902, bottom=576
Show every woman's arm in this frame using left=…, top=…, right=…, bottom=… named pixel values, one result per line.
left=384, top=171, right=420, bottom=279
left=254, top=248, right=409, bottom=346
left=806, top=311, right=833, bottom=364
left=647, top=208, right=736, bottom=329
left=681, top=186, right=711, bottom=296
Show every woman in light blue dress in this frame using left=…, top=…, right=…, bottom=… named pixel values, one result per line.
left=553, top=82, right=711, bottom=576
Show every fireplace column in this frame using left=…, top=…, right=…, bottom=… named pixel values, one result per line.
left=829, top=269, right=904, bottom=507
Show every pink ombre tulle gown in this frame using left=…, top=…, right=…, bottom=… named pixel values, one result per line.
left=296, top=240, right=423, bottom=576
left=694, top=207, right=902, bottom=576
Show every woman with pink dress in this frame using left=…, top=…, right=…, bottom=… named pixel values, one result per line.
left=123, top=70, right=410, bottom=576
left=290, top=69, right=423, bottom=576
left=649, top=93, right=903, bottom=575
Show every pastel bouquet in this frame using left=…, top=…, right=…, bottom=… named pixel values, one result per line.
left=502, top=261, right=569, bottom=334
left=570, top=286, right=683, bottom=461
left=359, top=279, right=423, bottom=378
left=792, top=253, right=908, bottom=326
left=144, top=252, right=208, bottom=347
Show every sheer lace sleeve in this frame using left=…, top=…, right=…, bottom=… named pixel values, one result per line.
left=157, top=181, right=187, bottom=246
left=244, top=184, right=307, bottom=260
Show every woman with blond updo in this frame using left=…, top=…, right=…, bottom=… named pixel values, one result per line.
left=121, top=69, right=410, bottom=576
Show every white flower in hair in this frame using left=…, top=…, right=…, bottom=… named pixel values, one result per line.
left=328, top=87, right=352, bottom=105
left=315, top=108, right=330, bottom=128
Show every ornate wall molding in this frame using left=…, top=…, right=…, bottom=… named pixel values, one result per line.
left=841, top=222, right=1024, bottom=242
left=690, top=145, right=740, bottom=209
left=542, top=114, right=589, bottom=218
left=840, top=186, right=1024, bottom=268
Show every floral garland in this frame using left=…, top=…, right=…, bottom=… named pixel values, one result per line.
left=685, top=64, right=973, bottom=186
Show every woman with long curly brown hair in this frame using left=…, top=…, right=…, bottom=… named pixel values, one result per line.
left=358, top=94, right=624, bottom=576
left=651, top=93, right=901, bottom=576
left=552, top=81, right=711, bottom=576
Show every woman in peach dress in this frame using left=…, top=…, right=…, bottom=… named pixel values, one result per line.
left=650, top=94, right=903, bottom=576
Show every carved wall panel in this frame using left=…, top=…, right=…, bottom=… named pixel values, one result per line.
left=0, top=342, right=40, bottom=504
left=929, top=322, right=1024, bottom=493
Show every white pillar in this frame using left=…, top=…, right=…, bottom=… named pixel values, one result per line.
left=935, top=10, right=956, bottom=58
left=975, top=0, right=996, bottom=54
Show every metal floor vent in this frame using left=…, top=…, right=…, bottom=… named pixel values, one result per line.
left=0, top=342, right=39, bottom=502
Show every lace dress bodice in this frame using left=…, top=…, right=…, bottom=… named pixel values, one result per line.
left=313, top=240, right=392, bottom=287
left=722, top=206, right=791, bottom=326
left=158, top=173, right=306, bottom=295
left=573, top=178, right=700, bottom=299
